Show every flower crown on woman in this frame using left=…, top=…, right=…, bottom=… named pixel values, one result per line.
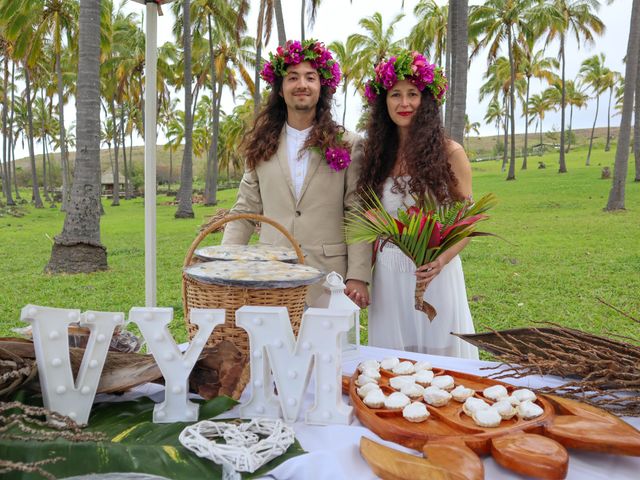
left=364, top=50, right=448, bottom=105
left=260, top=39, right=342, bottom=91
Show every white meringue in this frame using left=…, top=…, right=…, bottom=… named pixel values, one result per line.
left=358, top=359, right=380, bottom=373
left=512, top=388, right=537, bottom=403
left=462, top=397, right=491, bottom=417
left=389, top=375, right=416, bottom=391
left=392, top=361, right=415, bottom=375
left=472, top=407, right=502, bottom=427
left=451, top=385, right=475, bottom=403
left=384, top=391, right=411, bottom=410
left=413, top=369, right=435, bottom=386
left=380, top=357, right=400, bottom=371
left=492, top=399, right=517, bottom=420
left=401, top=383, right=425, bottom=399
left=517, top=400, right=544, bottom=420
left=357, top=382, right=381, bottom=399
left=403, top=402, right=430, bottom=423
left=363, top=389, right=386, bottom=408
left=423, top=386, right=452, bottom=407
left=483, top=384, right=509, bottom=401
left=431, top=375, right=455, bottom=391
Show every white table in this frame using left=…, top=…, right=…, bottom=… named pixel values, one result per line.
left=217, top=345, right=640, bottom=480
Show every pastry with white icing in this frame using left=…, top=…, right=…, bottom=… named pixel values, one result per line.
left=463, top=397, right=491, bottom=417
left=401, top=382, right=425, bottom=399
left=384, top=391, right=411, bottom=410
left=358, top=359, right=380, bottom=373
left=413, top=370, right=435, bottom=386
left=356, top=374, right=377, bottom=387
left=357, top=383, right=381, bottom=399
left=413, top=360, right=432, bottom=372
left=492, top=399, right=517, bottom=420
left=511, top=388, right=537, bottom=403
left=472, top=407, right=502, bottom=427
left=451, top=385, right=475, bottom=403
left=363, top=389, right=386, bottom=408
left=431, top=375, right=455, bottom=391
left=392, top=361, right=415, bottom=375
left=389, top=375, right=415, bottom=391
left=403, top=402, right=430, bottom=423
left=517, top=400, right=544, bottom=420
left=362, top=367, right=381, bottom=381
left=380, top=357, right=400, bottom=371
left=423, top=386, right=452, bottom=407
left=483, top=384, right=509, bottom=401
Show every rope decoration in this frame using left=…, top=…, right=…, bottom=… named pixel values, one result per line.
left=179, top=418, right=295, bottom=480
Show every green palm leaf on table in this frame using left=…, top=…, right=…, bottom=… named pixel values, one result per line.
left=346, top=188, right=497, bottom=320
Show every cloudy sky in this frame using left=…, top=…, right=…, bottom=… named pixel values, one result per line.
left=131, top=0, right=630, bottom=139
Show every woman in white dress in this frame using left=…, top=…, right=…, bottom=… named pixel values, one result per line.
left=359, top=51, right=479, bottom=359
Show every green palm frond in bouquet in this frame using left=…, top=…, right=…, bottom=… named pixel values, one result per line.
left=346, top=188, right=497, bottom=320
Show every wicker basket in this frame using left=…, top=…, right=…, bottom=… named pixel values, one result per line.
left=182, top=213, right=307, bottom=356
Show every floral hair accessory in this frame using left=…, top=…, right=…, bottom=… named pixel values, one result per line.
left=260, top=39, right=342, bottom=91
left=364, top=50, right=448, bottom=105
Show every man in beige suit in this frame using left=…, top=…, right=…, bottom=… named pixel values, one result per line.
left=222, top=39, right=371, bottom=306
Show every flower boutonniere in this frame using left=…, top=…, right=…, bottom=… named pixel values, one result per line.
left=312, top=133, right=352, bottom=172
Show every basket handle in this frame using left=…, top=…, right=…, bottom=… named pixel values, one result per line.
left=183, top=213, right=305, bottom=268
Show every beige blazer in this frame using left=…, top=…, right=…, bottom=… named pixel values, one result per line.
left=222, top=128, right=372, bottom=303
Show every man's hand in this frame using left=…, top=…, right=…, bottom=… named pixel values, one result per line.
left=345, top=279, right=370, bottom=308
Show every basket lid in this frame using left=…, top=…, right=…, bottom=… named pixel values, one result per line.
left=194, top=244, right=299, bottom=263
left=184, top=260, right=324, bottom=288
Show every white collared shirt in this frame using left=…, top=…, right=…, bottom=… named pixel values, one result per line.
left=286, top=123, right=313, bottom=199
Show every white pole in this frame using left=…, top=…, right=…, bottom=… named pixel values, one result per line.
left=144, top=3, right=158, bottom=307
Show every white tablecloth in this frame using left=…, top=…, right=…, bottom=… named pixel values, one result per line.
left=97, top=345, right=640, bottom=480
left=218, top=345, right=640, bottom=480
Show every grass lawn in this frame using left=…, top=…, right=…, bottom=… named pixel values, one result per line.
left=1, top=143, right=639, bottom=348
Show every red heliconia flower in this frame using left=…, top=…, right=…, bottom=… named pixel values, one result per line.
left=427, top=221, right=443, bottom=248
left=440, top=214, right=488, bottom=239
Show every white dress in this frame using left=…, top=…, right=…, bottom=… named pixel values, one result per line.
left=368, top=177, right=479, bottom=359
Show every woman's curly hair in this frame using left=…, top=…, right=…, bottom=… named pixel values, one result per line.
left=243, top=77, right=347, bottom=170
left=358, top=89, right=458, bottom=203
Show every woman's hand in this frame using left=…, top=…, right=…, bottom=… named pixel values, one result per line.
left=345, top=279, right=370, bottom=308
left=415, top=257, right=446, bottom=288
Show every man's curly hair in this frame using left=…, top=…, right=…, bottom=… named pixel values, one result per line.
left=357, top=89, right=458, bottom=203
left=243, top=76, right=347, bottom=170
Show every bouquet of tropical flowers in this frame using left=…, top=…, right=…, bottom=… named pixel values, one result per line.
left=346, top=189, right=497, bottom=320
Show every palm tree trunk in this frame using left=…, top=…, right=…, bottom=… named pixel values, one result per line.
left=634, top=54, right=640, bottom=182
left=522, top=77, right=530, bottom=170
left=9, top=62, right=19, bottom=199
left=506, top=26, right=516, bottom=181
left=40, top=91, right=51, bottom=202
left=444, top=2, right=455, bottom=134
left=169, top=147, right=173, bottom=192
left=449, top=0, right=468, bottom=146
left=120, top=107, right=131, bottom=200
left=24, top=68, right=43, bottom=208
left=274, top=0, right=286, bottom=46
left=558, top=34, right=567, bottom=173
left=110, top=97, right=120, bottom=206
left=56, top=51, right=70, bottom=211
left=586, top=96, right=599, bottom=166
left=47, top=0, right=107, bottom=273
left=254, top=41, right=262, bottom=118
left=567, top=104, right=574, bottom=153
left=605, top=86, right=613, bottom=151
left=2, top=54, right=14, bottom=206
left=301, top=0, right=306, bottom=41
left=176, top=0, right=195, bottom=219
left=204, top=13, right=217, bottom=206
left=502, top=96, right=509, bottom=172
left=606, top=0, right=640, bottom=210
left=342, top=84, right=348, bottom=125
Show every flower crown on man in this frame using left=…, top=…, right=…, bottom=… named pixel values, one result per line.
left=364, top=50, right=448, bottom=105
left=259, top=39, right=342, bottom=91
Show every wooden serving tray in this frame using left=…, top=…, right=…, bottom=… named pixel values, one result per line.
left=344, top=360, right=640, bottom=480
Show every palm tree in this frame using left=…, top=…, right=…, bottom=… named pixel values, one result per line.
left=603, top=69, right=621, bottom=152
left=527, top=90, right=555, bottom=154
left=447, top=0, right=469, bottom=145
left=47, top=0, right=107, bottom=273
left=175, top=0, right=195, bottom=219
left=579, top=54, right=608, bottom=166
left=563, top=79, right=588, bottom=153
left=300, top=0, right=323, bottom=41
left=163, top=107, right=184, bottom=193
left=520, top=47, right=558, bottom=169
left=408, top=1, right=448, bottom=67
left=635, top=59, right=640, bottom=182
left=537, top=0, right=605, bottom=173
left=484, top=98, right=504, bottom=153
left=470, top=0, right=535, bottom=181
left=329, top=36, right=362, bottom=125
left=606, top=0, right=640, bottom=210
left=464, top=115, right=480, bottom=152
left=351, top=12, right=404, bottom=77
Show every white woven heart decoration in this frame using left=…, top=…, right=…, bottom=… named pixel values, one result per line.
left=179, top=418, right=295, bottom=480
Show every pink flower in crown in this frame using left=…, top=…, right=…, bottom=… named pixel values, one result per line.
left=327, top=61, right=341, bottom=88
left=326, top=147, right=352, bottom=171
left=376, top=58, right=398, bottom=89
left=260, top=62, right=276, bottom=84
left=364, top=82, right=378, bottom=103
left=284, top=40, right=303, bottom=64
